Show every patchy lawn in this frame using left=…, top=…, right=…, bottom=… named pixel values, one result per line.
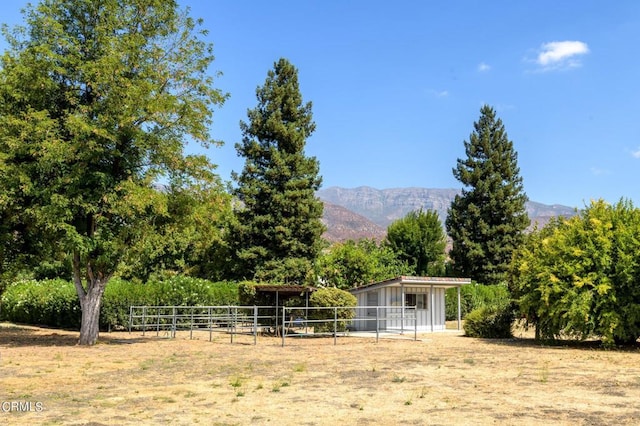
left=1, top=322, right=639, bottom=425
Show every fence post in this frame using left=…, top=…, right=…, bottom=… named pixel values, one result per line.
left=376, top=306, right=379, bottom=343
left=141, top=306, right=146, bottom=336
left=281, top=306, right=286, bottom=347
left=208, top=307, right=213, bottom=342
left=231, top=306, right=235, bottom=344
left=253, top=306, right=258, bottom=345
left=172, top=306, right=177, bottom=338
left=190, top=307, right=194, bottom=340
left=227, top=306, right=232, bottom=344
left=457, top=286, right=462, bottom=331
left=414, top=307, right=417, bottom=341
left=334, top=307, right=337, bottom=346
left=156, top=307, right=160, bottom=337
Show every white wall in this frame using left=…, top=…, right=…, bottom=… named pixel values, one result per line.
left=352, top=286, right=446, bottom=332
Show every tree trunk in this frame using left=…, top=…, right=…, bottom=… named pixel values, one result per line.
left=73, top=251, right=109, bottom=346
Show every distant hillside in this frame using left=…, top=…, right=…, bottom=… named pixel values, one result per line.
left=318, top=186, right=577, bottom=242
left=321, top=202, right=386, bottom=243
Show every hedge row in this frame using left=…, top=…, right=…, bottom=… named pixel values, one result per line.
left=445, top=283, right=511, bottom=321
left=0, top=276, right=239, bottom=330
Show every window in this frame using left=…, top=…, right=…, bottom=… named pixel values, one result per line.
left=405, top=293, right=427, bottom=310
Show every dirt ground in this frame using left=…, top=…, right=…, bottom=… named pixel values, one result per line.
left=1, top=322, right=639, bottom=425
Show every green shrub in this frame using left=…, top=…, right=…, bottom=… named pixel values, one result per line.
left=1, top=277, right=239, bottom=331
left=309, top=287, right=357, bottom=333
left=510, top=200, right=640, bottom=347
left=445, top=283, right=510, bottom=320
left=145, top=275, right=238, bottom=306
left=101, top=279, right=152, bottom=331
left=101, top=277, right=238, bottom=330
left=0, top=279, right=80, bottom=328
left=463, top=304, right=515, bottom=338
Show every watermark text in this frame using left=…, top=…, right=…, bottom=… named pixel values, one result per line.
left=1, top=401, right=44, bottom=413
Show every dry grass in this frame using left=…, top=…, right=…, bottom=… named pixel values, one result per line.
left=1, top=321, right=640, bottom=425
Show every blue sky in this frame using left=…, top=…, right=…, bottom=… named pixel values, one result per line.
left=2, top=1, right=639, bottom=208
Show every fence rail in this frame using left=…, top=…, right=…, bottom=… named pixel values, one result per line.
left=129, top=305, right=419, bottom=346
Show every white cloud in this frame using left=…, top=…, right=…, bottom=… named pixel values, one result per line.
left=590, top=167, right=611, bottom=176
left=478, top=62, right=491, bottom=72
left=428, top=89, right=449, bottom=98
left=495, top=103, right=515, bottom=112
left=536, top=41, right=589, bottom=70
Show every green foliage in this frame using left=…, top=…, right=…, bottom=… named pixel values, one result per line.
left=141, top=276, right=239, bottom=307
left=0, top=0, right=227, bottom=345
left=117, top=184, right=233, bottom=283
left=385, top=209, right=446, bottom=276
left=463, top=304, right=515, bottom=338
left=445, top=283, right=510, bottom=321
left=317, top=239, right=413, bottom=289
left=0, top=277, right=239, bottom=330
left=237, top=281, right=258, bottom=306
left=230, top=58, right=325, bottom=285
left=510, top=199, right=640, bottom=346
left=446, top=105, right=529, bottom=284
left=0, top=279, right=80, bottom=328
left=309, top=287, right=357, bottom=332
left=100, top=278, right=149, bottom=330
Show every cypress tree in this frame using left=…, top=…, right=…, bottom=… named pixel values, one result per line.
left=446, top=105, right=529, bottom=284
left=231, top=58, right=325, bottom=284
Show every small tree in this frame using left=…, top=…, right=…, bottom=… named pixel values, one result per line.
left=446, top=105, right=529, bottom=284
left=231, top=58, right=325, bottom=284
left=0, top=0, right=227, bottom=345
left=386, top=209, right=446, bottom=276
left=317, top=239, right=413, bottom=289
left=510, top=199, right=640, bottom=346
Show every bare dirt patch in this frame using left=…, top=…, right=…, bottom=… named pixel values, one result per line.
left=1, top=322, right=640, bottom=425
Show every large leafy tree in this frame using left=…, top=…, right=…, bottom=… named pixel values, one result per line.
left=510, top=200, right=640, bottom=346
left=231, top=58, right=325, bottom=284
left=0, top=0, right=227, bottom=345
left=446, top=105, right=529, bottom=284
left=386, top=209, right=446, bottom=276
left=317, top=239, right=413, bottom=290
left=117, top=182, right=233, bottom=282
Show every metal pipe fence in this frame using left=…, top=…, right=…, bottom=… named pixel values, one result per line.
left=280, top=306, right=418, bottom=345
left=128, top=305, right=419, bottom=346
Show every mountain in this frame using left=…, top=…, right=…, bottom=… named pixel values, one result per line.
left=318, top=186, right=577, bottom=242
left=321, top=202, right=386, bottom=243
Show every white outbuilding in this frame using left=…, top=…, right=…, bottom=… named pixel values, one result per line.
left=349, top=276, right=471, bottom=332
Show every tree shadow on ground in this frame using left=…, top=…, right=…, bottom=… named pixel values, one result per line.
left=462, top=333, right=640, bottom=353
left=0, top=323, right=154, bottom=348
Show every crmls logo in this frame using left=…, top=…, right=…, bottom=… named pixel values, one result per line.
left=1, top=401, right=44, bottom=412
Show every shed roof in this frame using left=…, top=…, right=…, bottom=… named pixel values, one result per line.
left=349, top=276, right=471, bottom=294
left=253, top=285, right=316, bottom=296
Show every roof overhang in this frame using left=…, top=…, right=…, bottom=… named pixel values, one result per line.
left=349, top=276, right=471, bottom=295
left=253, top=285, right=316, bottom=296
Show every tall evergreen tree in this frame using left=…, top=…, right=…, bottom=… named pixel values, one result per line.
left=446, top=105, right=529, bottom=284
left=231, top=58, right=325, bottom=284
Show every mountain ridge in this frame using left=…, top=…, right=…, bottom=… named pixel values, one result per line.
left=318, top=186, right=577, bottom=243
